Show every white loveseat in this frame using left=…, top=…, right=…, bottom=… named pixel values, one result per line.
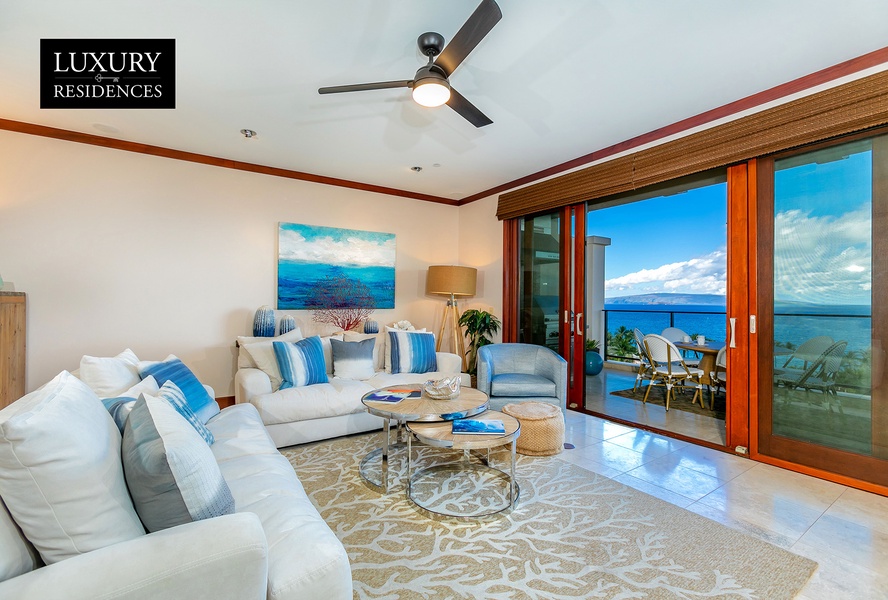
left=234, top=326, right=469, bottom=448
left=0, top=367, right=352, bottom=599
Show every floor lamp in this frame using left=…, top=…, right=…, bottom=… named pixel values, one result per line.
left=426, top=265, right=477, bottom=372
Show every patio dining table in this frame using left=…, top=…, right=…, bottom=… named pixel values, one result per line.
left=674, top=340, right=725, bottom=386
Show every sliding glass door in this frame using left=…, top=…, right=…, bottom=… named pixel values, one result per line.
left=757, top=132, right=888, bottom=486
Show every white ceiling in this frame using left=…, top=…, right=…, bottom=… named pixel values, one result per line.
left=2, top=1, right=888, bottom=201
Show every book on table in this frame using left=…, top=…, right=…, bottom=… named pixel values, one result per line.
left=365, top=388, right=421, bottom=403
left=452, top=419, right=506, bottom=435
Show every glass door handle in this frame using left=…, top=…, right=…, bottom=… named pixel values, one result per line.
left=575, top=312, right=583, bottom=333
left=729, top=317, right=737, bottom=348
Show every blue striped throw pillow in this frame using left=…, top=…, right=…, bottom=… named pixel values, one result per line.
left=273, top=336, right=329, bottom=388
left=138, top=355, right=219, bottom=424
left=152, top=380, right=215, bottom=445
left=388, top=330, right=437, bottom=374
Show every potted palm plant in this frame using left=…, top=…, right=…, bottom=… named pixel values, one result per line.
left=585, top=338, right=604, bottom=376
left=458, top=309, right=501, bottom=378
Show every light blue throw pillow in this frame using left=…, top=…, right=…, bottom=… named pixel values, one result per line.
left=121, top=395, right=235, bottom=533
left=273, top=336, right=329, bottom=389
left=138, top=355, right=219, bottom=424
left=388, top=330, right=437, bottom=374
left=330, top=338, right=376, bottom=380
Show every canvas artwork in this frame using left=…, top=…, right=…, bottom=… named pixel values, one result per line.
left=277, top=223, right=396, bottom=310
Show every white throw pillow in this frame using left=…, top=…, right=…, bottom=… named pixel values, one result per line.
left=78, top=348, right=140, bottom=397
left=242, top=329, right=305, bottom=391
left=319, top=334, right=344, bottom=375
left=122, top=395, right=235, bottom=533
left=0, top=371, right=145, bottom=564
left=236, top=329, right=303, bottom=370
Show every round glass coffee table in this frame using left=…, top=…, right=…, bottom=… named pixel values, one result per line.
left=406, top=410, right=520, bottom=518
left=360, top=385, right=488, bottom=494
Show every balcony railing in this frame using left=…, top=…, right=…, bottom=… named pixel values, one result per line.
left=602, top=307, right=726, bottom=362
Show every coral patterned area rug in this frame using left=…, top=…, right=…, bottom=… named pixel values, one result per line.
left=282, top=434, right=815, bottom=599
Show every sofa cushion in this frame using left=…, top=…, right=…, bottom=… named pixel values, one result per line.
left=147, top=381, right=215, bottom=445
left=249, top=379, right=374, bottom=426
left=331, top=338, right=375, bottom=380
left=138, top=355, right=220, bottom=424
left=79, top=348, right=140, bottom=397
left=208, top=404, right=351, bottom=599
left=241, top=330, right=304, bottom=389
left=101, top=375, right=160, bottom=432
left=388, top=330, right=437, bottom=374
left=491, top=373, right=557, bottom=397
left=274, top=336, right=329, bottom=389
left=0, top=498, right=40, bottom=583
left=0, top=371, right=145, bottom=564
left=122, top=395, right=235, bottom=533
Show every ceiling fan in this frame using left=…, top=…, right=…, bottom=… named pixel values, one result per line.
left=318, top=0, right=502, bottom=128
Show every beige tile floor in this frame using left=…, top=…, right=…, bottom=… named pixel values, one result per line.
left=559, top=410, right=888, bottom=599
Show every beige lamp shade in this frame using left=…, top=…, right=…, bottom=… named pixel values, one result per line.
left=426, top=265, right=477, bottom=297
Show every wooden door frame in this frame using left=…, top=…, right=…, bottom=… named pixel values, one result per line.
left=750, top=138, right=888, bottom=495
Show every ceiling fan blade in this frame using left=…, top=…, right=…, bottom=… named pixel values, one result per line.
left=446, top=88, right=492, bottom=128
left=434, top=0, right=502, bottom=78
left=318, top=80, right=412, bottom=94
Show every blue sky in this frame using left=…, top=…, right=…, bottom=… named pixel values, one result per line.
left=588, top=182, right=727, bottom=298
left=587, top=143, right=872, bottom=305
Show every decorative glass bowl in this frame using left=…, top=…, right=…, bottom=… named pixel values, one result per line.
left=422, top=376, right=461, bottom=400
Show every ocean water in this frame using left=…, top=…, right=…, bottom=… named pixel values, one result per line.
left=277, top=261, right=395, bottom=309
left=605, top=303, right=872, bottom=354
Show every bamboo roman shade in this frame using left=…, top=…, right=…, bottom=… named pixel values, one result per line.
left=497, top=69, right=888, bottom=220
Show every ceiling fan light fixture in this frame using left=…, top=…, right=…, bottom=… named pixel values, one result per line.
left=412, top=75, right=451, bottom=108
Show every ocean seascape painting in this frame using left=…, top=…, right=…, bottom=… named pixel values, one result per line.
left=277, top=223, right=395, bottom=310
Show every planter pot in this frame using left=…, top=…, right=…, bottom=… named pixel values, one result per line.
left=585, top=351, right=603, bottom=376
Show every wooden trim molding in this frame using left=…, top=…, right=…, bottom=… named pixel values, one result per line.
left=0, top=118, right=458, bottom=206
left=497, top=67, right=888, bottom=220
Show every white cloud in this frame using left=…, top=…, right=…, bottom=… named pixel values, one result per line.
left=605, top=249, right=727, bottom=295
left=279, top=229, right=396, bottom=267
left=774, top=205, right=871, bottom=304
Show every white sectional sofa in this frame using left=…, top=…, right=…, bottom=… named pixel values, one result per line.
left=235, top=325, right=468, bottom=448
left=0, top=359, right=352, bottom=599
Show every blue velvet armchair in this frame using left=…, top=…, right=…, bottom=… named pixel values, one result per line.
left=476, top=343, right=568, bottom=411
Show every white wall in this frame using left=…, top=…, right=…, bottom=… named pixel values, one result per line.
left=457, top=194, right=504, bottom=344
left=0, top=130, right=489, bottom=395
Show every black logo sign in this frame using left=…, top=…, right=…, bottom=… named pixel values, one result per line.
left=40, top=39, right=175, bottom=109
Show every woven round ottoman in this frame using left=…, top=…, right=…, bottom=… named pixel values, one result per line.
left=501, top=402, right=564, bottom=456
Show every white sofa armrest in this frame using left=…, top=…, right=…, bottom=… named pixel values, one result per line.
left=236, top=368, right=273, bottom=404
left=435, top=352, right=471, bottom=387
left=435, top=352, right=461, bottom=375
left=0, top=512, right=268, bottom=600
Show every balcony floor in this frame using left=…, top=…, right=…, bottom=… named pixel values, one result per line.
left=581, top=365, right=727, bottom=446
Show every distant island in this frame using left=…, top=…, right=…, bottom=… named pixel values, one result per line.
left=605, top=293, right=726, bottom=306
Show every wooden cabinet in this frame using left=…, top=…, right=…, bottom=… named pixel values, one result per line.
left=0, top=292, right=26, bottom=408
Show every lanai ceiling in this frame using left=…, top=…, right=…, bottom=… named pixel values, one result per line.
left=1, top=0, right=887, bottom=201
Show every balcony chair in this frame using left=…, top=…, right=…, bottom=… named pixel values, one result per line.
left=778, top=335, right=834, bottom=380
left=660, top=326, right=700, bottom=366
left=632, top=328, right=654, bottom=391
left=709, top=346, right=727, bottom=409
left=642, top=334, right=704, bottom=410
left=476, top=343, right=567, bottom=412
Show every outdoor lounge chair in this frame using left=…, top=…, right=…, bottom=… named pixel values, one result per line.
left=774, top=340, right=848, bottom=412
